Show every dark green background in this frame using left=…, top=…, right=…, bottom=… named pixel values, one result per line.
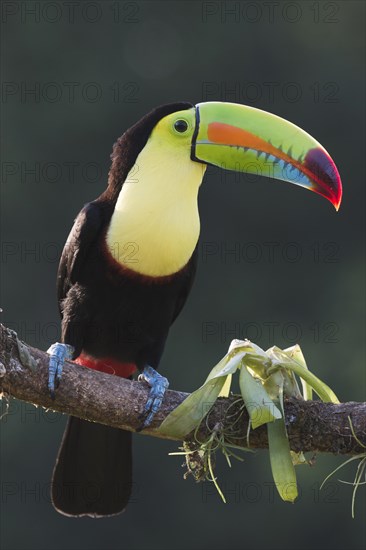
left=1, top=1, right=365, bottom=549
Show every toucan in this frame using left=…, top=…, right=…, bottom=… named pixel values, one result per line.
left=48, top=101, right=342, bottom=517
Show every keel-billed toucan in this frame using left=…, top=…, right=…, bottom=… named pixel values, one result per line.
left=48, top=101, right=342, bottom=517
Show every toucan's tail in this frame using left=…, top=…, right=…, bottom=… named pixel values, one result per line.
left=51, top=417, right=132, bottom=517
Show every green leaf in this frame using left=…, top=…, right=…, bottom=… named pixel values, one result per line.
left=263, top=371, right=298, bottom=502
left=283, top=345, right=313, bottom=400
left=219, top=374, right=232, bottom=397
left=267, top=416, right=298, bottom=503
left=233, top=339, right=271, bottom=379
left=239, top=364, right=281, bottom=429
left=204, top=348, right=245, bottom=382
left=263, top=369, right=284, bottom=402
left=158, top=375, right=227, bottom=438
left=158, top=346, right=246, bottom=438
left=267, top=346, right=339, bottom=403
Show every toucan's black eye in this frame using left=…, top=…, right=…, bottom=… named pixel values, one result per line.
left=174, top=119, right=188, bottom=133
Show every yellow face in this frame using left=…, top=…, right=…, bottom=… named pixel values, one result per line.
left=150, top=107, right=197, bottom=153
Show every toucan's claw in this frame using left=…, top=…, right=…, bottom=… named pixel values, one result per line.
left=137, top=366, right=169, bottom=430
left=47, top=342, right=74, bottom=399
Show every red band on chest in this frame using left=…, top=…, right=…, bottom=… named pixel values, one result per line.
left=74, top=353, right=137, bottom=378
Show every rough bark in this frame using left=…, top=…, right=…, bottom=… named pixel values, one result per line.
left=0, top=323, right=365, bottom=455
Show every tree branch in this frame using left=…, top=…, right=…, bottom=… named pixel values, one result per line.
left=0, top=323, right=365, bottom=455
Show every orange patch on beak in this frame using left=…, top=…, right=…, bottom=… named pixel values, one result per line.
left=207, top=122, right=300, bottom=167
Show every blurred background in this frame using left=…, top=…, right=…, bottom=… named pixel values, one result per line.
left=1, top=1, right=365, bottom=549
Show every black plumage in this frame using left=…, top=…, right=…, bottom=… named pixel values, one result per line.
left=52, top=103, right=197, bottom=517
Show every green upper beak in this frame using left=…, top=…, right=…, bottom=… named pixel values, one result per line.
left=191, top=102, right=342, bottom=210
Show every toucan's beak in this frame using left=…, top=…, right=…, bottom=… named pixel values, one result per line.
left=191, top=102, right=342, bottom=210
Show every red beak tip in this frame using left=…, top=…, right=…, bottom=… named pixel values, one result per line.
left=304, top=148, right=342, bottom=212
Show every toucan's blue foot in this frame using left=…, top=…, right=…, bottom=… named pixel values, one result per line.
left=138, top=366, right=169, bottom=430
left=47, top=342, right=74, bottom=399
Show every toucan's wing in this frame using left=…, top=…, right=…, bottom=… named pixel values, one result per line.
left=57, top=202, right=103, bottom=306
left=57, top=202, right=105, bottom=356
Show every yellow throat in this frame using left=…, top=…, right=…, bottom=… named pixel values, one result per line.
left=106, top=130, right=206, bottom=277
